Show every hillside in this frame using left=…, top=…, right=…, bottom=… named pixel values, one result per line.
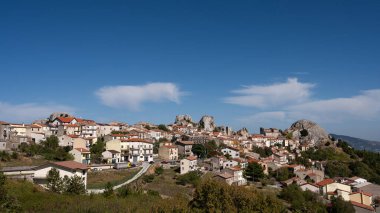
left=331, top=134, right=380, bottom=152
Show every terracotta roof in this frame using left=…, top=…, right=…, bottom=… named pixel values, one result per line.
left=125, top=138, right=152, bottom=143
left=52, top=161, right=88, bottom=170
left=316, top=179, right=335, bottom=187
left=186, top=156, right=197, bottom=161
left=0, top=121, right=9, bottom=125
left=107, top=150, right=120, bottom=154
left=111, top=134, right=126, bottom=137
left=229, top=166, right=242, bottom=171
left=177, top=141, right=194, bottom=145
left=56, top=117, right=75, bottom=123
left=301, top=182, right=320, bottom=188
left=66, top=124, right=79, bottom=127
left=75, top=148, right=90, bottom=153
left=217, top=173, right=233, bottom=179
left=224, top=146, right=239, bottom=152
left=350, top=201, right=374, bottom=211
left=67, top=134, right=79, bottom=138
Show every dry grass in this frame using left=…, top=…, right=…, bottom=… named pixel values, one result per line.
left=0, top=156, right=48, bottom=167
left=87, top=167, right=141, bottom=189
left=143, top=167, right=194, bottom=199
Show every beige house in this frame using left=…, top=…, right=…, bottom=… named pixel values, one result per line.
left=349, top=192, right=373, bottom=207
left=70, top=148, right=91, bottom=165
left=158, top=145, right=178, bottom=161
left=220, top=166, right=247, bottom=186
left=73, top=138, right=87, bottom=149
left=176, top=141, right=194, bottom=157
left=106, top=139, right=121, bottom=153
left=102, top=150, right=121, bottom=164
left=180, top=156, right=197, bottom=175
left=317, top=179, right=352, bottom=201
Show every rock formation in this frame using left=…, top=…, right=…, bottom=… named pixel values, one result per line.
left=285, top=119, right=330, bottom=146
left=48, top=112, right=73, bottom=122
left=198, top=115, right=216, bottom=132
left=175, top=115, right=193, bottom=126
left=237, top=127, right=249, bottom=138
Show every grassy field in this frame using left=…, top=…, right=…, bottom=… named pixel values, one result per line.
left=143, top=167, right=194, bottom=199
left=87, top=167, right=142, bottom=189
left=6, top=180, right=189, bottom=213
left=0, top=156, right=48, bottom=167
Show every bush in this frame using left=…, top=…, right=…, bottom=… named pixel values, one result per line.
left=176, top=171, right=202, bottom=186
left=143, top=175, right=155, bottom=183
left=155, top=166, right=164, bottom=175
left=103, top=182, right=114, bottom=198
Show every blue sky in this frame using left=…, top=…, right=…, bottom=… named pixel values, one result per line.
left=1, top=1, right=380, bottom=140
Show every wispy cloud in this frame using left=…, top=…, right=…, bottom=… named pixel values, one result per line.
left=96, top=82, right=184, bottom=111
left=226, top=78, right=380, bottom=127
left=287, top=89, right=380, bottom=122
left=0, top=102, right=73, bottom=123
left=224, top=78, right=315, bottom=108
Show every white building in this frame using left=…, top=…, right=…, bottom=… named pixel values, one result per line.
left=221, top=147, right=240, bottom=158
left=33, top=161, right=89, bottom=189
left=126, top=139, right=154, bottom=163
left=180, top=156, right=198, bottom=175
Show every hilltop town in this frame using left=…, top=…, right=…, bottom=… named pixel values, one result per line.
left=0, top=113, right=379, bottom=212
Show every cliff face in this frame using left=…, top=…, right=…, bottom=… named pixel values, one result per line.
left=237, top=127, right=249, bottom=137
left=285, top=119, right=330, bottom=145
left=198, top=115, right=216, bottom=132
left=175, top=115, right=193, bottom=126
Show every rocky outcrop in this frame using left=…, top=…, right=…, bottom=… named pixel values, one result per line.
left=237, top=127, right=249, bottom=138
left=198, top=115, right=216, bottom=132
left=215, top=126, right=233, bottom=136
left=48, top=112, right=73, bottom=122
left=175, top=115, right=193, bottom=126
left=285, top=119, right=330, bottom=146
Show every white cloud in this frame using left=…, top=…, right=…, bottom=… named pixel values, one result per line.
left=0, top=102, right=73, bottom=123
left=240, top=111, right=287, bottom=123
left=224, top=78, right=315, bottom=107
left=96, top=82, right=184, bottom=110
left=287, top=89, right=380, bottom=122
left=227, top=79, right=380, bottom=139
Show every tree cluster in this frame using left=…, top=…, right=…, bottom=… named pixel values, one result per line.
left=46, top=168, right=86, bottom=195
left=19, top=135, right=73, bottom=161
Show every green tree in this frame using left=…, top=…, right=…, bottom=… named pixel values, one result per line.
left=157, top=124, right=169, bottom=132
left=90, top=137, right=106, bottom=164
left=325, top=161, right=351, bottom=178
left=103, top=182, right=114, bottom=198
left=0, top=172, right=22, bottom=212
left=192, top=144, right=206, bottom=158
left=244, top=162, right=264, bottom=181
left=46, top=168, right=63, bottom=193
left=272, top=167, right=293, bottom=181
left=64, top=175, right=86, bottom=195
left=176, top=171, right=202, bottom=187
left=329, top=196, right=355, bottom=213
left=191, top=178, right=285, bottom=212
left=155, top=166, right=164, bottom=175
left=204, top=140, right=219, bottom=158
left=280, top=184, right=327, bottom=212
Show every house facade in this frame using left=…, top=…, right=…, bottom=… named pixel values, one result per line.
left=180, top=156, right=197, bottom=174
left=70, top=148, right=91, bottom=165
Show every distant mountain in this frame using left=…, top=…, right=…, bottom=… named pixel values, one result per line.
left=330, top=134, right=380, bottom=152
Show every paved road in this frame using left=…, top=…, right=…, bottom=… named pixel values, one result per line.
left=87, top=162, right=151, bottom=194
